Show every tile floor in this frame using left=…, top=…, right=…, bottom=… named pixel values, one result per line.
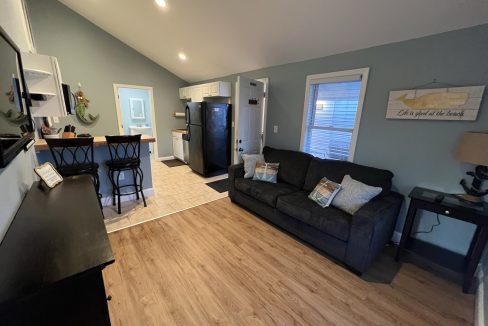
left=103, top=160, right=228, bottom=233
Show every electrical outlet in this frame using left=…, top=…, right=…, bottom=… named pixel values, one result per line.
left=53, top=117, right=59, bottom=123
left=273, top=125, right=278, bottom=133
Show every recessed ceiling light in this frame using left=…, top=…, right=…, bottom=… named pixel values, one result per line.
left=178, top=53, right=187, bottom=61
left=155, top=0, right=166, bottom=8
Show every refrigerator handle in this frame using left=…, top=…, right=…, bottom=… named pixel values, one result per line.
left=186, top=125, right=191, bottom=141
left=185, top=105, right=190, bottom=125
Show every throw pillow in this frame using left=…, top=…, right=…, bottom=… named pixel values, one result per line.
left=332, top=175, right=382, bottom=214
left=253, top=162, right=280, bottom=183
left=242, top=154, right=265, bottom=178
left=308, top=177, right=342, bottom=208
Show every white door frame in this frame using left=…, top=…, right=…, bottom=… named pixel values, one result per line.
left=233, top=77, right=269, bottom=164
left=113, top=83, right=158, bottom=160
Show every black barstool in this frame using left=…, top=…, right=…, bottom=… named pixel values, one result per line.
left=105, top=135, right=146, bottom=214
left=46, top=137, right=101, bottom=206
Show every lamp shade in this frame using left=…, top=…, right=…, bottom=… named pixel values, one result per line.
left=454, top=131, right=488, bottom=166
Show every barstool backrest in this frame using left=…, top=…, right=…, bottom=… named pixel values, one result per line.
left=105, top=134, right=141, bottom=162
left=46, top=137, right=95, bottom=170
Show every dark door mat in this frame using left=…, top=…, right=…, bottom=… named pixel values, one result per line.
left=206, top=178, right=229, bottom=193
left=162, top=159, right=186, bottom=167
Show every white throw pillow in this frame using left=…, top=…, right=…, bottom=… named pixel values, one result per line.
left=332, top=175, right=382, bottom=215
left=241, top=154, right=265, bottom=178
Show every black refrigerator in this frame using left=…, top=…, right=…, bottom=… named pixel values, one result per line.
left=185, top=102, right=231, bottom=176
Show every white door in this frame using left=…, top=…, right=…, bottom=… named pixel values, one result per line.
left=234, top=76, right=266, bottom=163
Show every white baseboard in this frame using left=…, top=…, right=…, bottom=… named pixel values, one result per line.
left=476, top=269, right=485, bottom=326
left=158, top=155, right=175, bottom=161
left=391, top=231, right=402, bottom=244
left=101, top=188, right=154, bottom=207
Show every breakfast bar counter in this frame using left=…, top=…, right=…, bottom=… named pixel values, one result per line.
left=34, top=135, right=156, bottom=205
left=34, top=135, right=156, bottom=151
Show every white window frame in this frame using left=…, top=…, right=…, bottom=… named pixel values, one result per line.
left=299, top=67, right=370, bottom=162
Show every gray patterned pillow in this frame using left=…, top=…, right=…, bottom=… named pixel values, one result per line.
left=242, top=154, right=265, bottom=178
left=308, top=177, right=342, bottom=208
left=253, top=162, right=279, bottom=183
left=332, top=175, right=382, bottom=214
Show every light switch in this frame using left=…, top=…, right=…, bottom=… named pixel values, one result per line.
left=273, top=125, right=278, bottom=133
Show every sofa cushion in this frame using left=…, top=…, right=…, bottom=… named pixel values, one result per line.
left=276, top=191, right=352, bottom=241
left=234, top=178, right=299, bottom=207
left=303, top=158, right=393, bottom=197
left=263, top=146, right=314, bottom=188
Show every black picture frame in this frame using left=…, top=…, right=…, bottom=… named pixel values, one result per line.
left=0, top=25, right=35, bottom=168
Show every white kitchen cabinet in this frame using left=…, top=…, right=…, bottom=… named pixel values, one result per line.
left=209, top=81, right=231, bottom=97
left=0, top=0, right=35, bottom=53
left=172, top=131, right=185, bottom=161
left=22, top=53, right=67, bottom=117
left=179, top=87, right=190, bottom=100
left=179, top=81, right=231, bottom=101
left=190, top=86, right=203, bottom=102
left=201, top=84, right=210, bottom=97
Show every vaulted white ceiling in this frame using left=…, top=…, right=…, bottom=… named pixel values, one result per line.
left=59, top=0, right=488, bottom=83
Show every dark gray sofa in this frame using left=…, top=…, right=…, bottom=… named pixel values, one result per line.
left=229, top=146, right=403, bottom=274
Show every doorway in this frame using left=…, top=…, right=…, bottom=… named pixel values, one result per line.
left=234, top=76, right=269, bottom=164
left=113, top=84, right=158, bottom=160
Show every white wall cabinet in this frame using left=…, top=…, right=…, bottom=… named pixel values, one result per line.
left=0, top=0, right=35, bottom=53
left=172, top=131, right=185, bottom=161
left=179, top=81, right=231, bottom=101
left=179, top=87, right=190, bottom=100
left=22, top=53, right=67, bottom=117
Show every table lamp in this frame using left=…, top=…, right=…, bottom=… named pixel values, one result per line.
left=453, top=131, right=488, bottom=203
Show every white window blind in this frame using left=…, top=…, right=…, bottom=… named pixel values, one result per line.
left=303, top=75, right=363, bottom=161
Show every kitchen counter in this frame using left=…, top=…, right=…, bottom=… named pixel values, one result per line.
left=34, top=135, right=156, bottom=151
left=172, top=129, right=187, bottom=134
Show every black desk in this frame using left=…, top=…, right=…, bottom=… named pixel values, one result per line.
left=396, top=187, right=488, bottom=293
left=0, top=175, right=114, bottom=325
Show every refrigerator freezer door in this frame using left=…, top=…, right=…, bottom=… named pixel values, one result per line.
left=204, top=104, right=231, bottom=173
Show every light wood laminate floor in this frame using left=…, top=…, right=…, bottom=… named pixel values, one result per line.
left=103, top=198, right=474, bottom=326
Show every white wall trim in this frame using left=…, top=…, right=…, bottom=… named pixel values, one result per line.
left=299, top=67, right=370, bottom=162
left=476, top=268, right=485, bottom=326
left=113, top=83, right=159, bottom=159
left=158, top=155, right=175, bottom=161
left=101, top=187, right=154, bottom=207
left=256, top=77, right=269, bottom=153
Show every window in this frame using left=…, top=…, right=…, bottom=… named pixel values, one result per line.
left=300, top=68, right=369, bottom=162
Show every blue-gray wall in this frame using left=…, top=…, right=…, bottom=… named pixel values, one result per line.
left=26, top=0, right=188, bottom=157
left=197, top=24, right=488, bottom=255
left=0, top=1, right=39, bottom=244
left=0, top=149, right=38, bottom=243
left=36, top=144, right=152, bottom=200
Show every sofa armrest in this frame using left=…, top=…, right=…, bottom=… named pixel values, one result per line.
left=344, top=192, right=404, bottom=273
left=228, top=163, right=245, bottom=197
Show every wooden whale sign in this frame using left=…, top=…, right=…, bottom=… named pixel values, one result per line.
left=386, top=86, right=485, bottom=120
